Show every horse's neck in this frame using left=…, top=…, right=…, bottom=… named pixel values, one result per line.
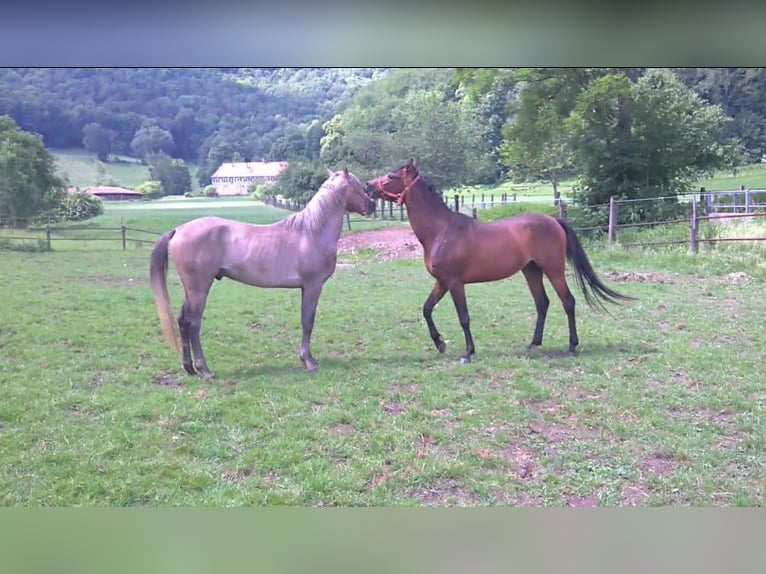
left=406, top=188, right=452, bottom=247
left=296, top=186, right=346, bottom=246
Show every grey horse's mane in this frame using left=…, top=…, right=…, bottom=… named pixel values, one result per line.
left=284, top=171, right=358, bottom=235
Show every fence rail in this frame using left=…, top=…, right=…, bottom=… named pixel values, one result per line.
left=4, top=186, right=766, bottom=253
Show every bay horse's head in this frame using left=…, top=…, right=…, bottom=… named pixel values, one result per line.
left=329, top=167, right=376, bottom=216
left=366, top=159, right=420, bottom=206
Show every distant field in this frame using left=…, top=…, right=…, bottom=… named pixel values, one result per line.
left=695, top=163, right=766, bottom=191
left=52, top=149, right=201, bottom=192
left=466, top=163, right=766, bottom=204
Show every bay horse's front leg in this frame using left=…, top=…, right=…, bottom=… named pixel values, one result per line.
left=299, top=282, right=324, bottom=372
left=423, top=280, right=448, bottom=353
left=448, top=282, right=475, bottom=364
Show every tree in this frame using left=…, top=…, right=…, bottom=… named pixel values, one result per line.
left=500, top=68, right=600, bottom=200
left=130, top=124, right=175, bottom=162
left=568, top=69, right=739, bottom=211
left=135, top=180, right=163, bottom=199
left=271, top=162, right=328, bottom=204
left=391, top=90, right=494, bottom=189
left=0, top=115, right=66, bottom=224
left=82, top=122, right=116, bottom=161
left=148, top=154, right=191, bottom=196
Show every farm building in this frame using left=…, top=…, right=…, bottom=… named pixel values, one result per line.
left=69, top=186, right=144, bottom=201
left=211, top=161, right=289, bottom=196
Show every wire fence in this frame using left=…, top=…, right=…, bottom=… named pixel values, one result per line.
left=4, top=187, right=766, bottom=253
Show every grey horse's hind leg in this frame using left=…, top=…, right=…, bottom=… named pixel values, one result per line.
left=178, top=303, right=196, bottom=375
left=184, top=283, right=215, bottom=379
left=299, top=282, right=325, bottom=372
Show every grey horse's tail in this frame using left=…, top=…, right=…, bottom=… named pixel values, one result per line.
left=150, top=229, right=181, bottom=353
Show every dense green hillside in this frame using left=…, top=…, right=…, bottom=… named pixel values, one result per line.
left=0, top=68, right=390, bottom=185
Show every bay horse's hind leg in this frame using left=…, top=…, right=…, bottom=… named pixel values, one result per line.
left=547, top=272, right=579, bottom=355
left=299, top=281, right=324, bottom=372
left=423, top=280, right=448, bottom=353
left=522, top=261, right=550, bottom=349
left=448, top=282, right=475, bottom=364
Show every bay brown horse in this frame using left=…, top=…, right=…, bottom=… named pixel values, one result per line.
left=366, top=160, right=634, bottom=364
left=150, top=168, right=375, bottom=379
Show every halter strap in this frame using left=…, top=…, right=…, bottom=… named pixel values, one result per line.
left=376, top=173, right=420, bottom=206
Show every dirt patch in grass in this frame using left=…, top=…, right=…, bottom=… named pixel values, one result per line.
left=501, top=440, right=541, bottom=481
left=566, top=491, right=602, bottom=507
left=666, top=406, right=740, bottom=449
left=409, top=478, right=480, bottom=506
left=604, top=271, right=673, bottom=283
left=330, top=422, right=354, bottom=436
left=621, top=483, right=651, bottom=506
left=221, top=466, right=253, bottom=484
left=90, top=372, right=108, bottom=389
left=381, top=401, right=405, bottom=415
left=338, top=227, right=422, bottom=261
left=640, top=452, right=676, bottom=477
left=151, top=372, right=185, bottom=389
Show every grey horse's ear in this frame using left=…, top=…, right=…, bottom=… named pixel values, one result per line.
left=327, top=168, right=334, bottom=178
left=343, top=167, right=349, bottom=176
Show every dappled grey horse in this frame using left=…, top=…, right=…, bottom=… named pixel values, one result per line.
left=150, top=168, right=375, bottom=379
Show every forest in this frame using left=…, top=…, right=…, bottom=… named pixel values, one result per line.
left=2, top=67, right=766, bottom=220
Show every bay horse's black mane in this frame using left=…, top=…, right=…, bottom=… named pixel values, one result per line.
left=413, top=171, right=448, bottom=207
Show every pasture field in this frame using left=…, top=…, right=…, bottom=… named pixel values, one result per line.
left=53, top=149, right=157, bottom=190
left=1, top=224, right=765, bottom=506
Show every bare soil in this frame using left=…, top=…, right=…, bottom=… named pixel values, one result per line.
left=338, top=227, right=422, bottom=261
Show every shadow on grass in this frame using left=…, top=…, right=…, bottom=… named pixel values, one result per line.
left=219, top=353, right=431, bottom=381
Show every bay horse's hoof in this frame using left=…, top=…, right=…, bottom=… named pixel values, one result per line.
left=199, top=371, right=215, bottom=380
left=302, top=358, right=319, bottom=372
left=437, top=341, right=446, bottom=353
left=459, top=356, right=472, bottom=365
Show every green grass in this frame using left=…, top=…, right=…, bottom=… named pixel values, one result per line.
left=696, top=163, right=766, bottom=191
left=1, top=226, right=764, bottom=506
left=53, top=148, right=201, bottom=192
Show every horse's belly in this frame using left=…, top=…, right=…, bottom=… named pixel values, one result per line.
left=229, top=259, right=303, bottom=288
left=463, top=252, right=523, bottom=283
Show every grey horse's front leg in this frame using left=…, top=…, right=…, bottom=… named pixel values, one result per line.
left=299, top=282, right=325, bottom=372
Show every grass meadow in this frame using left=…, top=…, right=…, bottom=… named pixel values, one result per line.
left=1, top=196, right=766, bottom=506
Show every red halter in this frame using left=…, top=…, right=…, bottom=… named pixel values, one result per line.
left=374, top=173, right=420, bottom=206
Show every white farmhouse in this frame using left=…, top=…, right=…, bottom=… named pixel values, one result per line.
left=210, top=161, right=289, bottom=196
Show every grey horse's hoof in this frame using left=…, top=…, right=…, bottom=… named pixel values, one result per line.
left=459, top=356, right=471, bottom=365
left=437, top=341, right=446, bottom=353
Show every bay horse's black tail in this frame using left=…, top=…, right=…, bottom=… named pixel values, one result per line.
left=556, top=217, right=635, bottom=312
left=150, top=228, right=181, bottom=353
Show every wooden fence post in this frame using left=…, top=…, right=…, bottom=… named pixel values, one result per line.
left=346, top=212, right=351, bottom=231
left=558, top=201, right=566, bottom=219
left=399, top=204, right=404, bottom=221
left=472, top=207, right=478, bottom=219
left=121, top=218, right=127, bottom=250
left=454, top=194, right=460, bottom=212
left=690, top=195, right=699, bottom=254
left=46, top=224, right=52, bottom=250
left=608, top=196, right=618, bottom=244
